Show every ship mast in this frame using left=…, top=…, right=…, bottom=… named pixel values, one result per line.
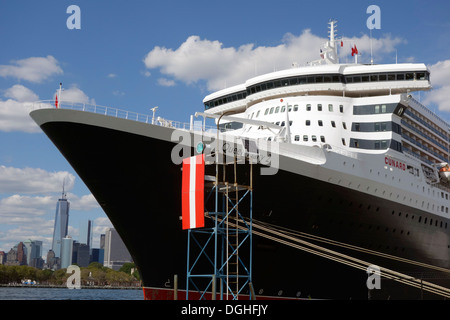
left=310, top=19, right=339, bottom=65
left=326, top=19, right=339, bottom=64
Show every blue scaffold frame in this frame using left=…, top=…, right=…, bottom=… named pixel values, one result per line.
left=186, top=163, right=253, bottom=300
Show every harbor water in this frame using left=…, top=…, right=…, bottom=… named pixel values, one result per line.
left=0, top=287, right=144, bottom=300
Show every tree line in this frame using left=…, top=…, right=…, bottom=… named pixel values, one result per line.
left=0, top=262, right=141, bottom=287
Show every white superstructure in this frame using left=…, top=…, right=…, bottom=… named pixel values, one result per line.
left=200, top=20, right=449, bottom=226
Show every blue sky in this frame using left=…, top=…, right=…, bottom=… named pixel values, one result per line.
left=0, top=0, right=449, bottom=258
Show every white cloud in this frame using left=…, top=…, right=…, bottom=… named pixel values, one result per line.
left=0, top=194, right=54, bottom=222
left=0, top=223, right=53, bottom=250
left=0, top=84, right=41, bottom=132
left=0, top=193, right=99, bottom=225
left=93, top=217, right=113, bottom=235
left=338, top=33, right=405, bottom=63
left=0, top=98, right=39, bottom=133
left=423, top=60, right=450, bottom=113
left=56, top=85, right=95, bottom=105
left=0, top=218, right=55, bottom=254
left=107, top=73, right=117, bottom=78
left=0, top=55, right=63, bottom=83
left=0, top=166, right=75, bottom=194
left=143, top=30, right=406, bottom=91
left=0, top=84, right=46, bottom=133
left=0, top=84, right=94, bottom=133
left=0, top=191, right=101, bottom=253
left=67, top=193, right=100, bottom=211
left=112, top=90, right=125, bottom=96
left=4, top=84, right=39, bottom=102
left=157, top=78, right=176, bottom=87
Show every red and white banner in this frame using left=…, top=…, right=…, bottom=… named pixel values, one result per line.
left=182, top=154, right=205, bottom=230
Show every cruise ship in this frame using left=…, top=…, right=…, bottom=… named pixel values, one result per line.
left=30, top=21, right=450, bottom=299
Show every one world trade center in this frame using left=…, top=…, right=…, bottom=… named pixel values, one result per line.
left=52, top=186, right=70, bottom=259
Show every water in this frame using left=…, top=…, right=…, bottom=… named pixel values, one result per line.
left=0, top=287, right=144, bottom=300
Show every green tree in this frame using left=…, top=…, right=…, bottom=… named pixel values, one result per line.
left=36, top=269, right=53, bottom=283
left=88, top=262, right=106, bottom=270
left=119, top=262, right=135, bottom=274
left=119, top=263, right=140, bottom=280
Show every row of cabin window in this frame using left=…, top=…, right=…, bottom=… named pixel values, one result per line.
left=268, top=135, right=326, bottom=143
left=345, top=72, right=428, bottom=83
left=401, top=119, right=448, bottom=153
left=352, top=121, right=402, bottom=134
left=265, top=119, right=345, bottom=129
left=204, top=71, right=429, bottom=110
left=353, top=103, right=398, bottom=115
left=306, top=120, right=345, bottom=129
left=259, top=103, right=344, bottom=118
left=404, top=109, right=449, bottom=142
left=277, top=134, right=400, bottom=150
left=246, top=71, right=429, bottom=96
left=349, top=138, right=403, bottom=152
left=282, top=119, right=399, bottom=132
left=294, top=135, right=326, bottom=143
left=204, top=90, right=247, bottom=109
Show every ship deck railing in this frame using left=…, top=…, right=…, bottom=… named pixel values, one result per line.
left=32, top=100, right=224, bottom=133
left=31, top=100, right=286, bottom=141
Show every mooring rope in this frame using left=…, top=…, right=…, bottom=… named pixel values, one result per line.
left=210, top=216, right=450, bottom=298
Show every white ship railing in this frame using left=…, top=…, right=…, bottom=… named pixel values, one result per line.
left=32, top=100, right=220, bottom=132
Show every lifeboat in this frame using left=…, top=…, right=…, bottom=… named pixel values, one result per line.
left=439, top=164, right=450, bottom=181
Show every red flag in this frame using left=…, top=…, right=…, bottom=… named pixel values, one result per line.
left=55, top=94, right=58, bottom=108
left=182, top=154, right=205, bottom=230
left=351, top=45, right=358, bottom=56
left=341, top=40, right=343, bottom=47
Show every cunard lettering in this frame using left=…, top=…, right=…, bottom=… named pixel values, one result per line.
left=385, top=157, right=406, bottom=171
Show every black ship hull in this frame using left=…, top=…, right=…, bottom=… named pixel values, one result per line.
left=31, top=109, right=450, bottom=299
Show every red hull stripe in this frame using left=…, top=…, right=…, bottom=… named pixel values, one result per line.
left=142, top=287, right=304, bottom=300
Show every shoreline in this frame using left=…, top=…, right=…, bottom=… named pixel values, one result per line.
left=0, top=284, right=141, bottom=290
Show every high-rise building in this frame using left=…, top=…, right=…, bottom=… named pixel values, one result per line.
left=6, top=242, right=27, bottom=266
left=61, top=236, right=73, bottom=269
left=71, top=241, right=90, bottom=267
left=103, top=228, right=132, bottom=271
left=79, top=220, right=93, bottom=248
left=16, top=242, right=27, bottom=265
left=23, top=239, right=43, bottom=268
left=91, top=248, right=104, bottom=264
left=52, top=188, right=70, bottom=258
left=100, top=234, right=105, bottom=249
left=77, top=244, right=90, bottom=267
left=46, top=249, right=58, bottom=270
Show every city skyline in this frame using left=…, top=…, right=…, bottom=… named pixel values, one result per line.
left=1, top=189, right=108, bottom=261
left=1, top=1, right=450, bottom=258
